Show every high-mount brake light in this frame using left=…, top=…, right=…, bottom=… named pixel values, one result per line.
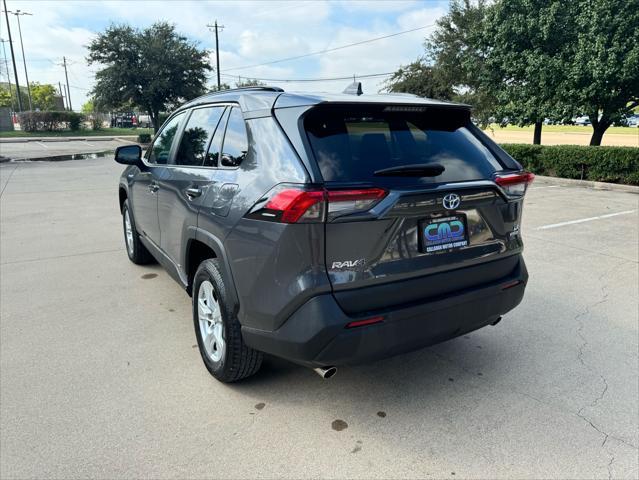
left=247, top=186, right=387, bottom=223
left=494, top=172, right=535, bottom=196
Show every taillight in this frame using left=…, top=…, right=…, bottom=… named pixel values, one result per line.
left=264, top=189, right=325, bottom=223
left=494, top=172, right=535, bottom=197
left=246, top=185, right=387, bottom=223
left=326, top=188, right=386, bottom=218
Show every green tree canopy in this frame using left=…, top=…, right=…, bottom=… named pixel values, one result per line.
left=81, top=98, right=95, bottom=114
left=482, top=0, right=575, bottom=143
left=30, top=83, right=58, bottom=111
left=387, top=0, right=639, bottom=145
left=87, top=22, right=211, bottom=130
left=234, top=78, right=266, bottom=88
left=0, top=85, right=12, bottom=108
left=564, top=0, right=639, bottom=145
left=383, top=60, right=453, bottom=100
left=425, top=0, right=495, bottom=123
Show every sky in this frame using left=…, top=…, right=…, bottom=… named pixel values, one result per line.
left=0, top=0, right=449, bottom=111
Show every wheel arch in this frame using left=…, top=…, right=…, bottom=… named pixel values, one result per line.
left=118, top=185, right=128, bottom=213
left=185, top=229, right=240, bottom=311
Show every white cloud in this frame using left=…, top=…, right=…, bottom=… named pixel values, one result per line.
left=0, top=0, right=449, bottom=109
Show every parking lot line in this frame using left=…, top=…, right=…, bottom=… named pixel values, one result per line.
left=529, top=185, right=560, bottom=190
left=536, top=209, right=637, bottom=230
left=36, top=141, right=49, bottom=149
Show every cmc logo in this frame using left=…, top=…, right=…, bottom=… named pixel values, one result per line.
left=425, top=220, right=465, bottom=241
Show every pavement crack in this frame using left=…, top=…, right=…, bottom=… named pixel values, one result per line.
left=0, top=164, right=19, bottom=198
left=607, top=455, right=614, bottom=480
left=571, top=261, right=637, bottom=476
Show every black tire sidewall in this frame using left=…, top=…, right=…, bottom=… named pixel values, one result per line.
left=192, top=259, right=230, bottom=377
left=122, top=201, right=137, bottom=262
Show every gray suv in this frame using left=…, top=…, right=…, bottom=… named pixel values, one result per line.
left=115, top=86, right=532, bottom=382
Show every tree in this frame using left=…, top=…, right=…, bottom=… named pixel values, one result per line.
left=425, top=0, right=496, bottom=124
left=235, top=78, right=265, bottom=88
left=482, top=0, right=575, bottom=144
left=0, top=85, right=11, bottom=108
left=30, top=83, right=58, bottom=111
left=565, top=0, right=639, bottom=145
left=87, top=22, right=211, bottom=130
left=384, top=60, right=453, bottom=99
left=210, top=83, right=231, bottom=92
left=81, top=98, right=95, bottom=114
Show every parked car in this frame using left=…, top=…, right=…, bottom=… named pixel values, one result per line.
left=625, top=114, right=639, bottom=127
left=111, top=112, right=138, bottom=128
left=573, top=115, right=591, bottom=126
left=115, top=86, right=532, bottom=382
left=137, top=113, right=152, bottom=128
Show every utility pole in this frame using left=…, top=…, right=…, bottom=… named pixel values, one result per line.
left=0, top=38, right=15, bottom=111
left=58, top=81, right=65, bottom=110
left=2, top=0, right=22, bottom=111
left=63, top=83, right=70, bottom=112
left=5, top=9, right=32, bottom=110
left=62, top=56, right=72, bottom=111
left=206, top=20, right=224, bottom=89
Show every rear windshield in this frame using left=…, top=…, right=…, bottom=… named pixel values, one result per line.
left=304, top=105, right=503, bottom=187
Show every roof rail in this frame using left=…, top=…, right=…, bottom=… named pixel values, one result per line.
left=207, top=86, right=285, bottom=95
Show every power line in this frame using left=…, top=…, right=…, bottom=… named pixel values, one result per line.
left=220, top=71, right=394, bottom=83
left=222, top=24, right=435, bottom=72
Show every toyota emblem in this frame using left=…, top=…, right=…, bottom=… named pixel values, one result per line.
left=442, top=193, right=461, bottom=210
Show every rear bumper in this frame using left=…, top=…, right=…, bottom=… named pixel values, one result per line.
left=242, top=255, right=528, bottom=367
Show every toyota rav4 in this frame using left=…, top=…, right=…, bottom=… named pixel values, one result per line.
left=115, top=86, right=532, bottom=382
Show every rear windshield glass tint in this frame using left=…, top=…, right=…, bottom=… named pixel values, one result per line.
left=304, top=106, right=503, bottom=186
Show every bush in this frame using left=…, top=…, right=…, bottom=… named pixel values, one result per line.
left=68, top=113, right=82, bottom=131
left=88, top=113, right=105, bottom=131
left=137, top=133, right=152, bottom=144
left=501, top=144, right=639, bottom=185
left=17, top=111, right=84, bottom=132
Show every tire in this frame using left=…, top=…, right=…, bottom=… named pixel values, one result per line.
left=122, top=199, right=154, bottom=265
left=193, top=258, right=263, bottom=382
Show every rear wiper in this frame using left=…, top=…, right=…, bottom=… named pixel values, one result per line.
left=373, top=163, right=445, bottom=177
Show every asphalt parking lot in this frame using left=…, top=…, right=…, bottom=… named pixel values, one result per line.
left=1, top=158, right=637, bottom=479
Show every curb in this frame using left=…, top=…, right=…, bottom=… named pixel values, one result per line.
left=1, top=150, right=114, bottom=163
left=0, top=136, right=139, bottom=144
left=536, top=175, right=639, bottom=193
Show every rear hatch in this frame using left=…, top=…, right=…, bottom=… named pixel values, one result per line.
left=302, top=103, right=531, bottom=314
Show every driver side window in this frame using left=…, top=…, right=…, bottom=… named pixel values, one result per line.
left=146, top=112, right=185, bottom=164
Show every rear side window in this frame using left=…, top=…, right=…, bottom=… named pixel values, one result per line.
left=204, top=107, right=230, bottom=167
left=304, top=105, right=503, bottom=187
left=146, top=112, right=185, bottom=164
left=173, top=106, right=225, bottom=167
left=220, top=107, right=248, bottom=168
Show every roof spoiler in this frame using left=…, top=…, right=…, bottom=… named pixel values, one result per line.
left=343, top=81, right=363, bottom=96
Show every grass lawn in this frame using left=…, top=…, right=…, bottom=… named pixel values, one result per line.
left=487, top=124, right=638, bottom=135
left=0, top=127, right=153, bottom=138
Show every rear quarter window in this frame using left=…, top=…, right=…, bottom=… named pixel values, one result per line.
left=304, top=105, right=503, bottom=187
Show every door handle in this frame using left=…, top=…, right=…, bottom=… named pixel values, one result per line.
left=148, top=183, right=159, bottom=193
left=185, top=187, right=202, bottom=199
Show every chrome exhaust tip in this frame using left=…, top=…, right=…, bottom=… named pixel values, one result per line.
left=313, top=366, right=337, bottom=379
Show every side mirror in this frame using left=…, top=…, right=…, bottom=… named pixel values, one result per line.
left=220, top=153, right=242, bottom=168
left=115, top=145, right=143, bottom=166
